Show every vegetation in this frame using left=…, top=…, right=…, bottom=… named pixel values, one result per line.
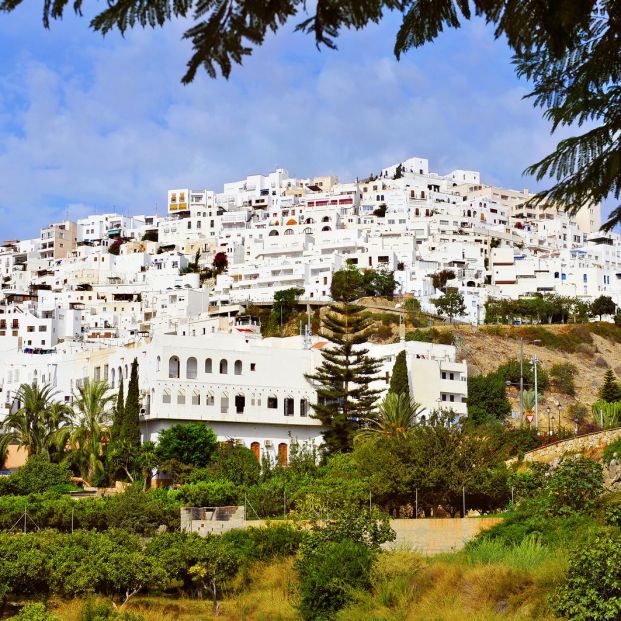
left=550, top=362, right=578, bottom=396
left=599, top=369, right=621, bottom=403
left=432, top=289, right=466, bottom=323
left=155, top=423, right=218, bottom=468
left=467, top=371, right=512, bottom=425
left=271, top=287, right=304, bottom=328
left=388, top=350, right=409, bottom=397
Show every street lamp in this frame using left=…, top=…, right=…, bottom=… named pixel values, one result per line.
left=551, top=415, right=556, bottom=437
left=557, top=402, right=562, bottom=434
left=547, top=405, right=552, bottom=436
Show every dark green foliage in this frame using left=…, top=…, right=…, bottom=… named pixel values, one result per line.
left=550, top=362, right=577, bottom=395
left=467, top=372, right=512, bottom=425
left=330, top=266, right=365, bottom=303
left=209, top=443, right=261, bottom=486
left=604, top=439, right=621, bottom=465
left=220, top=523, right=303, bottom=562
left=590, top=294, right=617, bottom=320
left=554, top=531, right=621, bottom=620
left=111, top=377, right=124, bottom=443
left=432, top=288, right=466, bottom=323
left=122, top=359, right=141, bottom=447
left=388, top=350, right=409, bottom=397
left=360, top=269, right=397, bottom=299
left=599, top=369, right=621, bottom=403
left=296, top=539, right=373, bottom=621
left=430, top=269, right=455, bottom=292
left=8, top=603, right=61, bottom=621
left=155, top=423, right=218, bottom=467
left=271, top=287, right=304, bottom=326
left=4, top=456, right=72, bottom=496
left=305, top=300, right=382, bottom=454
left=405, top=328, right=454, bottom=345
left=495, top=358, right=550, bottom=392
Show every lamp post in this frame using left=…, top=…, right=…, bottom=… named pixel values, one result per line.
left=532, top=355, right=540, bottom=430
left=557, top=402, right=562, bottom=434
left=519, top=337, right=524, bottom=425
left=547, top=405, right=552, bottom=436
left=551, top=415, right=556, bottom=437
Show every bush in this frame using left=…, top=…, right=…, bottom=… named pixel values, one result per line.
left=495, top=358, right=550, bottom=392
left=405, top=328, right=454, bottom=345
left=221, top=524, right=303, bottom=562
left=178, top=480, right=240, bottom=507
left=155, top=423, right=218, bottom=468
left=8, top=604, right=61, bottom=621
left=78, top=600, right=145, bottom=620
left=555, top=530, right=621, bottom=620
left=7, top=456, right=72, bottom=496
left=296, top=539, right=373, bottom=621
left=550, top=362, right=578, bottom=395
left=604, top=496, right=621, bottom=528
left=604, top=438, right=621, bottom=465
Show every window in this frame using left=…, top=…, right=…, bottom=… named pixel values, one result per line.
left=206, top=393, right=214, bottom=406
left=284, top=398, right=294, bottom=416
left=268, top=396, right=278, bottom=409
left=162, top=391, right=171, bottom=404
left=156, top=356, right=161, bottom=372
left=300, top=399, right=309, bottom=417
left=278, top=443, right=288, bottom=466
left=220, top=359, right=228, bottom=374
left=177, top=391, right=186, bottom=405
left=168, top=356, right=180, bottom=378
left=234, top=360, right=242, bottom=375
left=192, top=391, right=200, bottom=405
left=205, top=358, right=212, bottom=373
left=235, top=394, right=245, bottom=414
left=221, top=396, right=229, bottom=414
left=186, top=357, right=197, bottom=379
left=250, top=363, right=256, bottom=371
left=441, top=372, right=447, bottom=379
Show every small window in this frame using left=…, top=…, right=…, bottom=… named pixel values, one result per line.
left=284, top=398, right=294, bottom=416
left=221, top=395, right=229, bottom=414
left=220, top=359, right=228, bottom=374
left=235, top=394, right=245, bottom=414
left=192, top=392, right=200, bottom=405
left=205, top=358, right=212, bottom=373
left=177, top=391, right=186, bottom=405
left=300, top=399, right=309, bottom=417
left=163, top=392, right=171, bottom=404
left=250, top=363, right=256, bottom=371
left=268, top=396, right=278, bottom=409
left=234, top=360, right=242, bottom=375
left=206, top=393, right=214, bottom=406
left=186, top=357, right=197, bottom=379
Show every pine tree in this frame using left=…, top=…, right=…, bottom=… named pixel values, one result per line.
left=306, top=302, right=382, bottom=454
left=111, top=376, right=124, bottom=443
left=122, top=358, right=141, bottom=446
left=389, top=350, right=410, bottom=398
left=599, top=370, right=621, bottom=403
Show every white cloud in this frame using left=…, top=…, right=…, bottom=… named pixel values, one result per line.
left=0, top=13, right=582, bottom=239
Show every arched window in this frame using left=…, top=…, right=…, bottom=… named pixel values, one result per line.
left=118, top=367, right=123, bottom=384
left=156, top=356, right=161, bottom=372
left=219, top=359, right=228, bottom=374
left=186, top=356, right=197, bottom=379
left=110, top=368, right=116, bottom=389
left=284, top=398, right=294, bottom=416
left=278, top=443, right=288, bottom=466
left=162, top=389, right=171, bottom=404
left=267, top=395, right=278, bottom=409
left=235, top=394, right=245, bottom=414
left=221, top=395, right=229, bottom=414
left=322, top=226, right=331, bottom=231
left=250, top=442, right=260, bottom=461
left=269, top=230, right=279, bottom=236
left=234, top=360, right=242, bottom=375
left=305, top=217, right=314, bottom=224
left=177, top=390, right=186, bottom=405
left=168, top=356, right=180, bottom=378
left=205, top=358, right=212, bottom=373
left=303, top=227, right=313, bottom=234
left=415, top=208, right=420, bottom=216
left=300, top=399, right=309, bottom=417
left=125, top=364, right=129, bottom=378
left=322, top=216, right=330, bottom=222
left=284, top=229, right=294, bottom=236
left=467, top=210, right=472, bottom=217
left=205, top=393, right=214, bottom=406
left=192, top=389, right=200, bottom=405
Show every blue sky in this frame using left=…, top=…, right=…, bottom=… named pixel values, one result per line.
left=0, top=5, right=594, bottom=239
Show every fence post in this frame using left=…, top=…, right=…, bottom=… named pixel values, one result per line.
left=462, top=486, right=466, bottom=518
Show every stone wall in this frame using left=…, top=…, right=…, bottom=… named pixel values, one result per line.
left=513, top=427, right=621, bottom=465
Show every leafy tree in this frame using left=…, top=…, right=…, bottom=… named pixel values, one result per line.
left=467, top=372, right=511, bottom=425
left=180, top=249, right=201, bottom=275
left=155, top=423, right=218, bottom=468
left=360, top=269, right=397, bottom=299
left=359, top=393, right=423, bottom=440
left=591, top=295, right=617, bottom=320
left=68, top=380, right=116, bottom=482
left=330, top=265, right=365, bottom=303
left=305, top=300, right=382, bottom=454
left=432, top=288, right=466, bottom=323
left=122, top=359, right=141, bottom=447
left=212, top=252, right=228, bottom=274
left=210, top=442, right=260, bottom=486
left=178, top=480, right=240, bottom=507
left=388, top=350, right=409, bottom=397
left=8, top=603, right=61, bottom=621
left=0, top=383, right=71, bottom=460
left=599, top=369, right=621, bottom=403
left=271, top=287, right=304, bottom=327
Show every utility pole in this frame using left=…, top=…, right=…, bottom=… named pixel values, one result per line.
left=532, top=355, right=539, bottom=430
left=519, top=338, right=524, bottom=425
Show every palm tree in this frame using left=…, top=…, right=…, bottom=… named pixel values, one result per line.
left=358, top=392, right=425, bottom=439
left=68, top=380, right=116, bottom=482
left=0, top=383, right=71, bottom=460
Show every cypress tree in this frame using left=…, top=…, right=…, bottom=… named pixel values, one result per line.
left=389, top=350, right=410, bottom=397
left=599, top=369, right=621, bottom=403
left=305, top=301, right=382, bottom=454
left=122, top=358, right=141, bottom=446
left=111, top=376, right=124, bottom=442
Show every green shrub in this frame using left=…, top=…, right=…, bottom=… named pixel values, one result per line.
left=465, top=535, right=549, bottom=570
left=221, top=524, right=303, bottom=562
left=555, top=530, right=621, bottom=620
left=495, top=358, right=550, bottom=392
left=7, top=456, right=72, bottom=496
left=8, top=603, right=61, bottom=621
left=605, top=497, right=621, bottom=528
left=178, top=480, right=240, bottom=507
left=296, top=539, right=374, bottom=621
left=604, top=438, right=621, bottom=464
left=78, top=600, right=145, bottom=620
left=550, top=362, right=578, bottom=395
left=405, top=328, right=454, bottom=345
